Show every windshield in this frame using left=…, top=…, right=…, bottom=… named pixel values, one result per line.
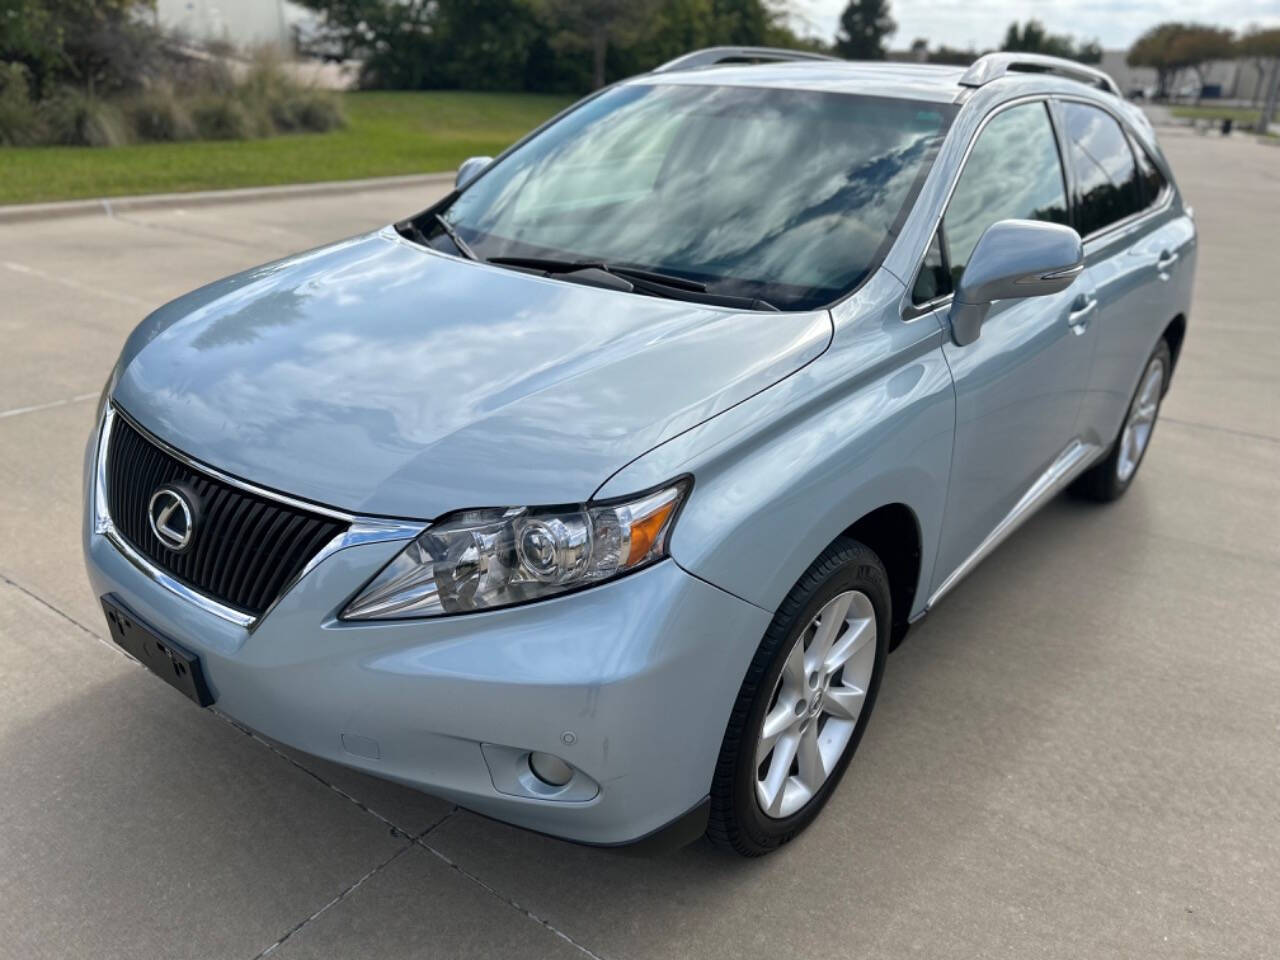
left=429, top=83, right=954, bottom=311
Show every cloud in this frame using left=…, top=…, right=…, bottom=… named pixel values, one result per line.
left=790, top=0, right=1280, bottom=51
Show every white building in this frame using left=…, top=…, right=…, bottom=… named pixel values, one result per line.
left=154, top=0, right=319, bottom=52
left=1099, top=49, right=1272, bottom=103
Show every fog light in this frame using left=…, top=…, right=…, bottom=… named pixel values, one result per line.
left=528, top=751, right=573, bottom=787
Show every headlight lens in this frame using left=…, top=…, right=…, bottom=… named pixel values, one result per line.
left=341, top=480, right=689, bottom=619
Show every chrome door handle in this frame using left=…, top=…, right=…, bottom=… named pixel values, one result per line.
left=1156, top=250, right=1179, bottom=274
left=1067, top=297, right=1097, bottom=331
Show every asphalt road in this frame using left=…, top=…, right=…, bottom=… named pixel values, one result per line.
left=1, top=131, right=1277, bottom=960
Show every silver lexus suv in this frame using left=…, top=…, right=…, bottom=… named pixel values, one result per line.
left=85, top=48, right=1195, bottom=855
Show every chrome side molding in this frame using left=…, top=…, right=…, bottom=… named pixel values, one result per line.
left=926, top=438, right=1102, bottom=611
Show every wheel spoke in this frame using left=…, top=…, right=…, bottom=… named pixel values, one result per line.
left=757, top=730, right=800, bottom=816
left=824, top=615, right=872, bottom=673
left=1140, top=365, right=1163, bottom=405
left=822, top=685, right=865, bottom=721
left=796, top=724, right=826, bottom=791
left=781, top=640, right=806, bottom=693
left=806, top=593, right=852, bottom=674
left=757, top=702, right=797, bottom=765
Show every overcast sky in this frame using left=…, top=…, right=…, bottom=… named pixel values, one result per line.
left=788, top=0, right=1280, bottom=52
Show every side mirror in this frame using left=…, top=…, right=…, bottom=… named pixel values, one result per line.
left=455, top=156, right=493, bottom=190
left=949, top=219, right=1084, bottom=346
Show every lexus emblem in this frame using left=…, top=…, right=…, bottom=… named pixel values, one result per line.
left=148, top=484, right=198, bottom=553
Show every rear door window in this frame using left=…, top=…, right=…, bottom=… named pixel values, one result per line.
left=1131, top=137, right=1169, bottom=208
left=1061, top=102, right=1143, bottom=235
left=941, top=101, right=1069, bottom=286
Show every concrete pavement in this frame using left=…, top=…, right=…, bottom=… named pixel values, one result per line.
left=1, top=136, right=1277, bottom=959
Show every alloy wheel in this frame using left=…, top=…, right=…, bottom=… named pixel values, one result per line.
left=754, top=590, right=877, bottom=819
left=1117, top=357, right=1165, bottom=482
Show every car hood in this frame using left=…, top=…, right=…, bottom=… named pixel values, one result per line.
left=113, top=228, right=832, bottom=519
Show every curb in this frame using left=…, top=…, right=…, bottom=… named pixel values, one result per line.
left=0, top=171, right=457, bottom=225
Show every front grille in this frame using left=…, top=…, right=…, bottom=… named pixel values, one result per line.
left=104, top=411, right=346, bottom=618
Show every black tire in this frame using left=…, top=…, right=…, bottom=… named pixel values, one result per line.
left=706, top=537, right=890, bottom=856
left=1071, top=337, right=1173, bottom=503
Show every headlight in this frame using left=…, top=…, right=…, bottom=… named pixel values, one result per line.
left=341, top=479, right=690, bottom=619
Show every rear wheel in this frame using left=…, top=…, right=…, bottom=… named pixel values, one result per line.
left=707, top=538, right=889, bottom=856
left=1072, top=338, right=1171, bottom=502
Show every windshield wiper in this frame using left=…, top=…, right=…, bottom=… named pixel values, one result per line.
left=485, top=256, right=778, bottom=311
left=487, top=256, right=705, bottom=290
left=433, top=214, right=479, bottom=261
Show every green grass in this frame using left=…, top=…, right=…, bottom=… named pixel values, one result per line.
left=1170, top=105, right=1266, bottom=126
left=0, top=91, right=574, bottom=205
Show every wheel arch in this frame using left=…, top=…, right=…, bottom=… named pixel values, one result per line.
left=1162, top=313, right=1187, bottom=378
left=839, top=503, right=923, bottom=649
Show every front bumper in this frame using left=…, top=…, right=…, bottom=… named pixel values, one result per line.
left=82, top=484, right=770, bottom=845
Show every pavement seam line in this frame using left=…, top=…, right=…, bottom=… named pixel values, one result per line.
left=0, top=571, right=124, bottom=657
left=0, top=391, right=99, bottom=420
left=104, top=203, right=273, bottom=250
left=217, top=711, right=457, bottom=839
left=1162, top=416, right=1280, bottom=446
left=0, top=573, right=450, bottom=846
left=1, top=259, right=150, bottom=307
left=249, top=842, right=415, bottom=960
left=416, top=837, right=610, bottom=960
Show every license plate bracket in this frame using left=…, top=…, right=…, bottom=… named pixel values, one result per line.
left=101, top=595, right=215, bottom=707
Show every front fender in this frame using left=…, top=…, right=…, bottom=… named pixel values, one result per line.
left=596, top=273, right=956, bottom=620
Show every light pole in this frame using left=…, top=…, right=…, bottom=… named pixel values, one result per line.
left=276, top=0, right=289, bottom=54
left=1261, top=60, right=1279, bottom=136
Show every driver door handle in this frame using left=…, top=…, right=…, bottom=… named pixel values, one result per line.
left=1067, top=294, right=1097, bottom=332
left=1156, top=250, right=1179, bottom=276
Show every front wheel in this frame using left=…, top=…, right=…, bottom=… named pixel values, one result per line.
left=707, top=538, right=890, bottom=856
left=1072, top=338, right=1172, bottom=502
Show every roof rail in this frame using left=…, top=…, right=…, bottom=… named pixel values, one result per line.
left=653, top=46, right=840, bottom=74
left=959, top=52, right=1121, bottom=97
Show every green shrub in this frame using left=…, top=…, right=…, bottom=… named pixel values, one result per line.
left=292, top=92, right=345, bottom=132
left=189, top=95, right=253, bottom=140
left=235, top=49, right=345, bottom=136
left=169, top=54, right=237, bottom=98
left=0, top=63, right=43, bottom=146
left=266, top=93, right=304, bottom=132
left=266, top=91, right=345, bottom=133
left=124, top=87, right=196, bottom=141
left=41, top=88, right=130, bottom=146
left=237, top=94, right=278, bottom=138
left=3, top=44, right=344, bottom=146
left=238, top=48, right=297, bottom=105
